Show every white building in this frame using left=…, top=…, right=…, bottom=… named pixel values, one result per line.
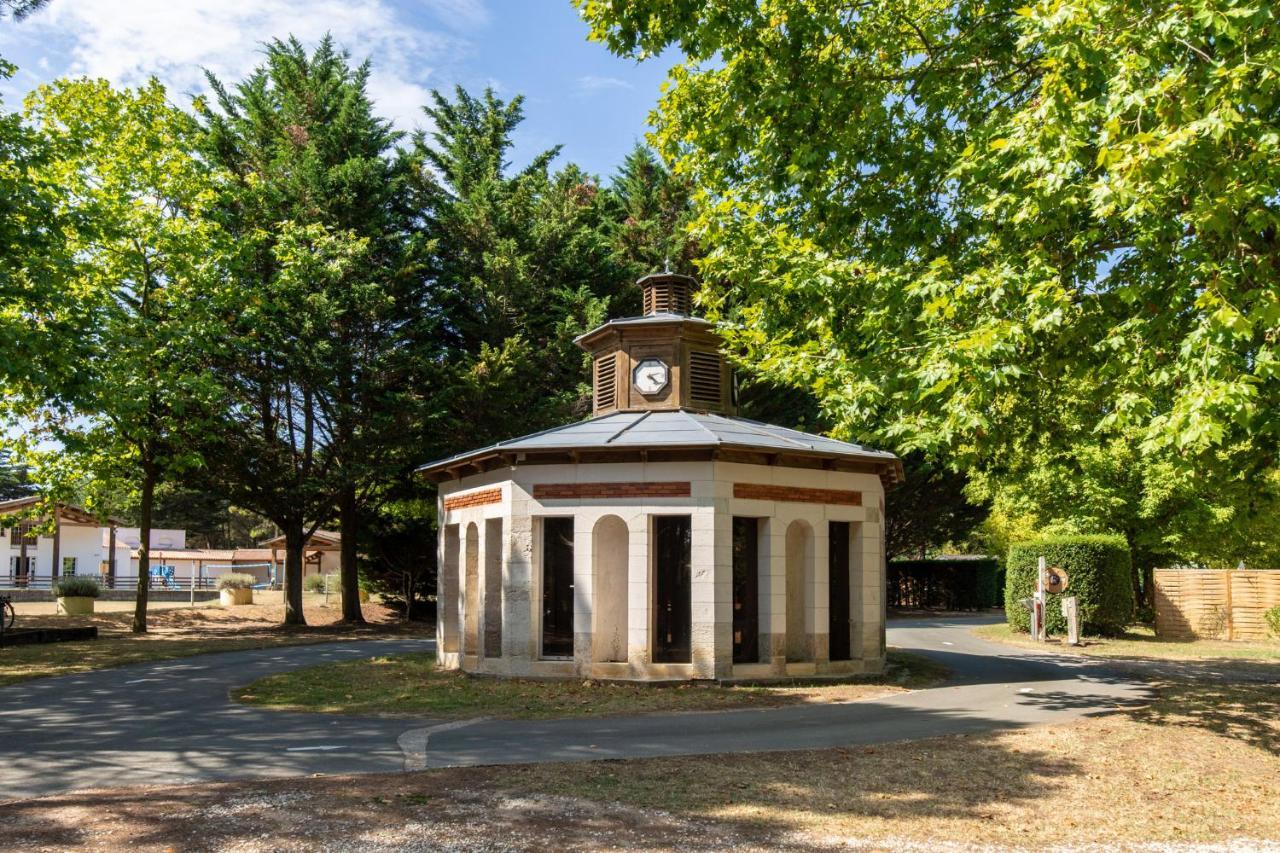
left=418, top=273, right=903, bottom=682
left=103, top=527, right=187, bottom=551
left=2, top=497, right=127, bottom=588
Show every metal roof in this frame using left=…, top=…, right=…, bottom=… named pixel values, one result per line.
left=417, top=410, right=902, bottom=482
left=573, top=313, right=713, bottom=346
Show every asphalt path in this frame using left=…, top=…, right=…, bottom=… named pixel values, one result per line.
left=0, top=616, right=1152, bottom=800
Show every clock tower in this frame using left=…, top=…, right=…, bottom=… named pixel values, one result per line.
left=575, top=272, right=735, bottom=416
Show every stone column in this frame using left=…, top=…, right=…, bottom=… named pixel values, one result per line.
left=505, top=498, right=535, bottom=663
left=811, top=518, right=830, bottom=665
left=763, top=518, right=787, bottom=675
left=626, top=513, right=650, bottom=674
left=860, top=505, right=886, bottom=666
left=573, top=513, right=595, bottom=675
left=690, top=506, right=718, bottom=679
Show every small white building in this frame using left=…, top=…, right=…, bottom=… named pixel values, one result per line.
left=418, top=273, right=903, bottom=682
left=1, top=497, right=127, bottom=588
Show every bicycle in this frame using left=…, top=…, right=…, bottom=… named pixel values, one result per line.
left=0, top=594, right=14, bottom=636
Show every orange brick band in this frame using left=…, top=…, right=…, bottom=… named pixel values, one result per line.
left=534, top=482, right=692, bottom=500
left=733, top=483, right=862, bottom=506
left=443, top=487, right=503, bottom=511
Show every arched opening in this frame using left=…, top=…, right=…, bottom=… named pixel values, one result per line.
left=592, top=515, right=629, bottom=663
left=785, top=519, right=814, bottom=662
left=463, top=522, right=479, bottom=656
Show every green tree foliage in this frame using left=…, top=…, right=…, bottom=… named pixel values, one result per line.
left=20, top=78, right=229, bottom=631
left=886, top=453, right=990, bottom=560
left=1006, top=535, right=1135, bottom=635
left=0, top=449, right=34, bottom=500
left=609, top=143, right=697, bottom=291
left=412, top=86, right=630, bottom=453
left=578, top=0, right=1280, bottom=573
left=0, top=0, right=48, bottom=21
left=196, top=37, right=427, bottom=624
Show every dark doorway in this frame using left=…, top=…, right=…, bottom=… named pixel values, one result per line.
left=829, top=521, right=852, bottom=661
left=541, top=517, right=574, bottom=657
left=653, top=515, right=692, bottom=663
left=732, top=517, right=759, bottom=664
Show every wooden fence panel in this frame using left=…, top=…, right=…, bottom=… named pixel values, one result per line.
left=1154, top=569, right=1280, bottom=641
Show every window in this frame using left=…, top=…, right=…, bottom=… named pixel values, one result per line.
left=732, top=517, right=760, bottom=664
left=653, top=515, right=692, bottom=663
left=9, top=522, right=37, bottom=547
left=829, top=522, right=852, bottom=661
left=541, top=517, right=575, bottom=658
left=62, top=556, right=77, bottom=576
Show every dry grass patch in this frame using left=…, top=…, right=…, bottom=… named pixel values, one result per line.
left=5, top=681, right=1276, bottom=851
left=0, top=598, right=430, bottom=686
left=976, top=621, right=1280, bottom=662
left=232, top=649, right=948, bottom=719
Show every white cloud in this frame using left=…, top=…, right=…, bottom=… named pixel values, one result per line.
left=24, top=0, right=479, bottom=133
left=576, top=74, right=633, bottom=94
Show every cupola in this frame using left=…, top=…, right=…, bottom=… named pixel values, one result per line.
left=575, top=272, right=735, bottom=417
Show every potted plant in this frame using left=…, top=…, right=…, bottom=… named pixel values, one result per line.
left=217, top=573, right=257, bottom=606
left=54, top=576, right=101, bottom=616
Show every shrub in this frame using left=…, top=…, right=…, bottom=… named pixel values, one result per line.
left=1005, top=535, right=1133, bottom=636
left=216, top=573, right=257, bottom=591
left=53, top=576, right=101, bottom=598
left=303, top=574, right=332, bottom=593
left=1266, top=605, right=1280, bottom=639
left=888, top=558, right=1002, bottom=610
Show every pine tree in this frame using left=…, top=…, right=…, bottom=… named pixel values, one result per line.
left=195, top=37, right=427, bottom=625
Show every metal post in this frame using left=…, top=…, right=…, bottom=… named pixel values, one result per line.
left=1035, top=556, right=1047, bottom=642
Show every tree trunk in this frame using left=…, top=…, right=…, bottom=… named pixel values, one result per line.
left=282, top=522, right=307, bottom=626
left=339, top=484, right=365, bottom=624
left=131, top=465, right=156, bottom=634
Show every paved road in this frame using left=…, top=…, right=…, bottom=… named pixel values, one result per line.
left=0, top=616, right=1152, bottom=800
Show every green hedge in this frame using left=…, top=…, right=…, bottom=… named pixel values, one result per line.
left=889, top=558, right=1002, bottom=610
left=1005, top=535, right=1133, bottom=636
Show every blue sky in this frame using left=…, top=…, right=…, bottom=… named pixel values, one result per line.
left=0, top=0, right=674, bottom=180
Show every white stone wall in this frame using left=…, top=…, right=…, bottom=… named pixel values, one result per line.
left=435, top=458, right=886, bottom=681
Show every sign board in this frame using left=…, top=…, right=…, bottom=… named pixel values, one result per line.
left=1045, top=567, right=1069, bottom=595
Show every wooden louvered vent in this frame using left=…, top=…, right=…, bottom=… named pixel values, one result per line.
left=594, top=354, right=617, bottom=411
left=688, top=350, right=722, bottom=407
left=644, top=279, right=692, bottom=315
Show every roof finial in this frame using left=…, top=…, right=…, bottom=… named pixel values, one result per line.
left=663, top=256, right=671, bottom=274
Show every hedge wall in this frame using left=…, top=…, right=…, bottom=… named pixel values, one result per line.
left=1005, top=535, right=1134, bottom=636
left=889, top=558, right=1002, bottom=611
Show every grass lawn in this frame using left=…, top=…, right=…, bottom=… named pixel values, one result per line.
left=0, top=597, right=430, bottom=687
left=7, top=679, right=1276, bottom=850
left=231, top=649, right=949, bottom=719
left=975, top=621, right=1280, bottom=662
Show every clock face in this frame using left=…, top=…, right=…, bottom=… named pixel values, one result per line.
left=632, top=358, right=670, bottom=395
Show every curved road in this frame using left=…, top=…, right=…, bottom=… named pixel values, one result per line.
left=0, top=616, right=1151, bottom=800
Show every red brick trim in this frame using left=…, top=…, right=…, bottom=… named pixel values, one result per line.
left=733, top=483, right=862, bottom=506
left=443, top=487, right=503, bottom=511
left=534, top=481, right=691, bottom=500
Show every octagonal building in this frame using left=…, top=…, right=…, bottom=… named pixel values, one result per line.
left=418, top=273, right=903, bottom=681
